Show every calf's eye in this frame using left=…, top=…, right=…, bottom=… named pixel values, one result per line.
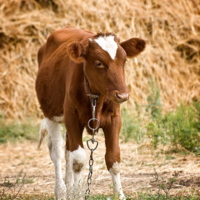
left=95, top=61, right=103, bottom=68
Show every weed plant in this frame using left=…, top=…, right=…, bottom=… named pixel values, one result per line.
left=146, top=102, right=200, bottom=152
left=121, top=107, right=146, bottom=143
left=0, top=171, right=34, bottom=200
left=121, top=79, right=200, bottom=153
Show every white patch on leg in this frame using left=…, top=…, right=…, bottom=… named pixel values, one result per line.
left=65, top=145, right=87, bottom=199
left=52, top=115, right=64, bottom=123
left=94, top=35, right=118, bottom=60
left=45, top=118, right=66, bottom=200
left=71, top=145, right=87, bottom=185
left=38, top=119, right=48, bottom=149
left=109, top=162, right=125, bottom=200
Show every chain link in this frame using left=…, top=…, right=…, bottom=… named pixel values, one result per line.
left=85, top=98, right=99, bottom=200
left=85, top=148, right=94, bottom=199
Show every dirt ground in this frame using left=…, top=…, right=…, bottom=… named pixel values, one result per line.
left=0, top=134, right=200, bottom=198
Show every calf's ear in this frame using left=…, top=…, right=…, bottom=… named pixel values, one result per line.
left=68, top=43, right=87, bottom=63
left=120, top=38, right=146, bottom=58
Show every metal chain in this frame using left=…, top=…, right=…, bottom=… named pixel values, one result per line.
left=85, top=98, right=99, bottom=200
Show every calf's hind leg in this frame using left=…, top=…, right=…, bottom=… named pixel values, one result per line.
left=45, top=118, right=66, bottom=200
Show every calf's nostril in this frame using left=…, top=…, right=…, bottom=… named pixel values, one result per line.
left=116, top=93, right=129, bottom=102
left=116, top=93, right=121, bottom=99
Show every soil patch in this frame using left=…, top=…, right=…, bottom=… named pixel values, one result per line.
left=0, top=135, right=200, bottom=197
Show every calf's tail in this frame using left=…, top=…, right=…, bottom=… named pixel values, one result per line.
left=38, top=119, right=48, bottom=149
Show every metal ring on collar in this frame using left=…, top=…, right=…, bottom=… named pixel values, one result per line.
left=88, top=118, right=100, bottom=131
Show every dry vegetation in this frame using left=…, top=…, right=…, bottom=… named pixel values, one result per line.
left=0, top=0, right=200, bottom=119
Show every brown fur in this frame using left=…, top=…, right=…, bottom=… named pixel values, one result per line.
left=35, top=26, right=146, bottom=170
left=73, top=160, right=84, bottom=173
left=93, top=32, right=115, bottom=38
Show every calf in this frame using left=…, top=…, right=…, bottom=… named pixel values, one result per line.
left=36, top=26, right=145, bottom=200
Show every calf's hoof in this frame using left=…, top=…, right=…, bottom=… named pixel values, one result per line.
left=116, top=193, right=126, bottom=200
left=55, top=182, right=66, bottom=200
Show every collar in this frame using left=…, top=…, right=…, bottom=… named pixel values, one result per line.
left=83, top=62, right=100, bottom=100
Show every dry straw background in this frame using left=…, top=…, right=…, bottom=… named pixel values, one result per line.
left=0, top=0, right=200, bottom=119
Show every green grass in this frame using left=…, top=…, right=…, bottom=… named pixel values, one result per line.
left=0, top=117, right=39, bottom=143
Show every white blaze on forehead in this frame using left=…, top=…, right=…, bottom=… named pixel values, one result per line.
left=94, top=35, right=118, bottom=60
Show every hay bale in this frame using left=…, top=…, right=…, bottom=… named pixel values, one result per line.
left=0, top=0, right=199, bottom=119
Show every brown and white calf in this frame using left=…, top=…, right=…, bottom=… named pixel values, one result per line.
left=36, top=26, right=145, bottom=200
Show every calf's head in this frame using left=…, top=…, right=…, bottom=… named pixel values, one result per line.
left=68, top=33, right=146, bottom=103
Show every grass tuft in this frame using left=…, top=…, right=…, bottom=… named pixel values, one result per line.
left=0, top=117, right=39, bottom=144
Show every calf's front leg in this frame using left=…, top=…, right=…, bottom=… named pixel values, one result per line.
left=103, top=114, right=125, bottom=200
left=65, top=111, right=87, bottom=198
left=65, top=134, right=74, bottom=188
